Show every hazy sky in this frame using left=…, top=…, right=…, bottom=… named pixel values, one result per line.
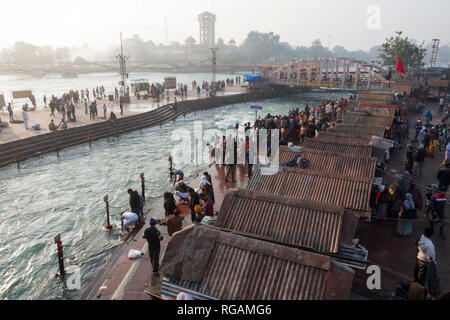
left=0, top=0, right=449, bottom=51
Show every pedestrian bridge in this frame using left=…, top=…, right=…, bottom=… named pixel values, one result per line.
left=261, top=57, right=387, bottom=91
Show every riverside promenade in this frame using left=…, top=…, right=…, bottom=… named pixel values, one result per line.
left=0, top=86, right=294, bottom=169
left=0, top=87, right=242, bottom=145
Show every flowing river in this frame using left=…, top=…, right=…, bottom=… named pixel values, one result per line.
left=0, top=72, right=350, bottom=300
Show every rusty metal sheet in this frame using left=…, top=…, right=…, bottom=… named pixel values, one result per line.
left=278, top=146, right=376, bottom=178
left=301, top=138, right=373, bottom=157
left=429, top=79, right=449, bottom=87
left=357, top=103, right=400, bottom=110
left=161, top=225, right=354, bottom=300
left=329, top=124, right=387, bottom=138
left=12, top=90, right=32, bottom=99
left=217, top=189, right=360, bottom=254
left=354, top=107, right=397, bottom=116
left=314, top=133, right=373, bottom=146
left=343, top=112, right=394, bottom=128
left=247, top=167, right=373, bottom=214
left=357, top=91, right=395, bottom=103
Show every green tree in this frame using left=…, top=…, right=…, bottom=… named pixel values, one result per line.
left=377, top=31, right=426, bottom=76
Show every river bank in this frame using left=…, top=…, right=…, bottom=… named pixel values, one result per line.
left=0, top=87, right=295, bottom=169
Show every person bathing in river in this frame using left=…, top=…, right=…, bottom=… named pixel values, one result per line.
left=172, top=169, right=184, bottom=185
left=121, top=211, right=139, bottom=233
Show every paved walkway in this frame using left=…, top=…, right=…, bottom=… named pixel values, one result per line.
left=353, top=100, right=450, bottom=298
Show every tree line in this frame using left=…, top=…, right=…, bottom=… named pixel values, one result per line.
left=0, top=31, right=447, bottom=73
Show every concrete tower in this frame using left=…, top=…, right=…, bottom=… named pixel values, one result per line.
left=198, top=11, right=216, bottom=49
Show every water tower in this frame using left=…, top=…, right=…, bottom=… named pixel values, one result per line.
left=198, top=11, right=216, bottom=49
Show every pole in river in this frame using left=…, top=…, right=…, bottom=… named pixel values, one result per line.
left=15, top=150, right=20, bottom=172
left=54, top=234, right=65, bottom=278
left=140, top=173, right=145, bottom=200
left=104, top=195, right=112, bottom=230
left=55, top=139, right=59, bottom=157
left=168, top=155, right=174, bottom=180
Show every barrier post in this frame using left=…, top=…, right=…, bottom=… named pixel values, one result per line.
left=168, top=156, right=173, bottom=180
left=15, top=150, right=20, bottom=171
left=104, top=195, right=112, bottom=230
left=55, top=139, right=59, bottom=157
left=140, top=173, right=145, bottom=200
left=54, top=234, right=65, bottom=278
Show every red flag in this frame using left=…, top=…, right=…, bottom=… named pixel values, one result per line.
left=396, top=56, right=406, bottom=75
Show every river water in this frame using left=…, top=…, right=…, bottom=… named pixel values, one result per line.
left=0, top=72, right=350, bottom=300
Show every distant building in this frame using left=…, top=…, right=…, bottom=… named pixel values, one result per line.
left=198, top=12, right=216, bottom=49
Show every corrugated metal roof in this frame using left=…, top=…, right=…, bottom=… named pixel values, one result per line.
left=247, top=167, right=373, bottom=214
left=353, top=107, right=397, bottom=116
left=329, top=125, right=387, bottom=138
left=315, top=133, right=373, bottom=146
left=301, top=138, right=373, bottom=157
left=216, top=189, right=359, bottom=254
left=160, top=225, right=355, bottom=300
left=278, top=146, right=377, bottom=179
left=357, top=91, right=395, bottom=103
left=343, top=112, right=394, bottom=128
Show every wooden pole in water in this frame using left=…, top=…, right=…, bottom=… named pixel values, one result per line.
left=104, top=195, right=112, bottom=230
left=168, top=155, right=174, bottom=181
left=54, top=234, right=65, bottom=278
left=15, top=150, right=20, bottom=171
left=140, top=173, right=145, bottom=200
left=55, top=139, right=59, bottom=157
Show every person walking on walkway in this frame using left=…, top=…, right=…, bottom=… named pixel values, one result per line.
left=439, top=96, right=445, bottom=114
left=225, top=137, right=237, bottom=183
left=415, top=119, right=422, bottom=142
left=437, top=162, right=450, bottom=192
left=415, top=145, right=427, bottom=177
left=414, top=228, right=436, bottom=286
left=7, top=103, right=13, bottom=121
left=22, top=106, right=30, bottom=129
left=143, top=219, right=163, bottom=276
left=426, top=110, right=433, bottom=124
left=430, top=185, right=447, bottom=239
left=406, top=141, right=416, bottom=173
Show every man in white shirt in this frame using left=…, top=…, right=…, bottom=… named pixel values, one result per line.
left=414, top=228, right=436, bottom=286
left=440, top=97, right=445, bottom=113
left=22, top=107, right=30, bottom=129
left=121, top=212, right=139, bottom=233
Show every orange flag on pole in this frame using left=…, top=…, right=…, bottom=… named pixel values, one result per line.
left=396, top=56, right=406, bottom=75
